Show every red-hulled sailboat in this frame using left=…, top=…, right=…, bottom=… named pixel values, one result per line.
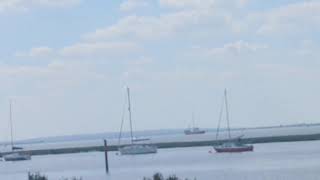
left=213, top=89, right=253, bottom=153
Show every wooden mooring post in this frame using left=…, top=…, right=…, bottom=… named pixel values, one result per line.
left=104, top=139, right=109, bottom=174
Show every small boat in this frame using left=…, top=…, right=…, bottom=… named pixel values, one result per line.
left=184, top=127, right=206, bottom=135
left=3, top=152, right=31, bottom=161
left=119, top=144, right=157, bottom=155
left=214, top=140, right=253, bottom=153
left=3, top=100, right=31, bottom=161
left=118, top=87, right=157, bottom=155
left=184, top=112, right=206, bottom=135
left=132, top=137, right=151, bottom=142
left=213, top=89, right=254, bottom=153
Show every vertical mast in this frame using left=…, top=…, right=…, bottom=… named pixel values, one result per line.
left=9, top=99, right=14, bottom=151
left=224, top=89, right=232, bottom=139
left=127, top=87, right=134, bottom=144
left=216, top=96, right=224, bottom=140
left=192, top=112, right=195, bottom=129
left=117, top=98, right=126, bottom=147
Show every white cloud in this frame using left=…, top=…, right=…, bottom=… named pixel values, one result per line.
left=207, top=41, right=268, bottom=56
left=0, top=65, right=48, bottom=77
left=32, top=0, right=81, bottom=7
left=120, top=0, right=150, bottom=12
left=254, top=1, right=320, bottom=35
left=0, top=0, right=81, bottom=12
left=0, top=62, right=63, bottom=77
left=0, top=61, right=104, bottom=91
left=159, top=0, right=249, bottom=9
left=60, top=42, right=141, bottom=58
left=0, top=0, right=26, bottom=12
left=15, top=46, right=54, bottom=58
left=15, top=42, right=141, bottom=60
left=157, top=0, right=320, bottom=37
left=85, top=10, right=228, bottom=41
left=255, top=63, right=319, bottom=80
left=159, top=0, right=212, bottom=9
left=85, top=0, right=253, bottom=42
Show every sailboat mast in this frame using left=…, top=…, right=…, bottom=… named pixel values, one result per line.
left=127, top=87, right=134, bottom=144
left=117, top=98, right=126, bottom=147
left=224, top=89, right=232, bottom=139
left=9, top=100, right=14, bottom=151
left=192, top=112, right=195, bottom=129
left=216, top=96, right=224, bottom=140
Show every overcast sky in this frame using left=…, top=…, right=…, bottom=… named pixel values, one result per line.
left=0, top=0, right=319, bottom=141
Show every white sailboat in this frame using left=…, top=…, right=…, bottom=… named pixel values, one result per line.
left=213, top=89, right=253, bottom=153
left=3, top=100, right=31, bottom=161
left=118, top=87, right=157, bottom=155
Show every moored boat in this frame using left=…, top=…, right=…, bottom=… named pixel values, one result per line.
left=3, top=153, right=31, bottom=161
left=213, top=89, right=254, bottom=153
left=3, top=100, right=32, bottom=161
left=118, top=87, right=157, bottom=155
left=184, top=112, right=206, bottom=135
left=184, top=128, right=206, bottom=135
left=214, top=142, right=253, bottom=153
left=132, top=137, right=151, bottom=142
left=119, top=144, right=157, bottom=155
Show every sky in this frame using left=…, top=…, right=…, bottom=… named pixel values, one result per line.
left=0, top=0, right=319, bottom=141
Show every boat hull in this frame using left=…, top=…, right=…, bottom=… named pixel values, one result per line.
left=3, top=153, right=31, bottom=161
left=132, top=137, right=151, bottom=142
left=119, top=145, right=157, bottom=155
left=184, top=129, right=206, bottom=135
left=214, top=145, right=254, bottom=153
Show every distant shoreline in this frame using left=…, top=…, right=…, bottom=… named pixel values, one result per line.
left=6, top=123, right=320, bottom=145
left=2, top=132, right=320, bottom=156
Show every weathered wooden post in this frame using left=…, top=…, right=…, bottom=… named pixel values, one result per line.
left=104, top=139, right=109, bottom=174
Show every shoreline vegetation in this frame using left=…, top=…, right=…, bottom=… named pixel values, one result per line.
left=144, top=173, right=196, bottom=180
left=28, top=172, right=194, bottom=180
left=28, top=172, right=83, bottom=180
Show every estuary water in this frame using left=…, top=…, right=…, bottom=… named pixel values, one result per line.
left=1, top=140, right=320, bottom=180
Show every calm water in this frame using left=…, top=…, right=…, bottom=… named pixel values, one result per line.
left=1, top=141, right=320, bottom=180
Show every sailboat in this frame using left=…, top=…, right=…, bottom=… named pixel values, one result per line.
left=3, top=100, right=31, bottom=161
left=184, top=112, right=206, bottom=135
left=118, top=87, right=157, bottom=155
left=213, top=89, right=253, bottom=153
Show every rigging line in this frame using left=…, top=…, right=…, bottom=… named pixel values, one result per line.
left=224, top=89, right=232, bottom=139
left=192, top=111, right=195, bottom=128
left=216, top=95, right=225, bottom=140
left=127, top=87, right=134, bottom=144
left=118, top=91, right=127, bottom=147
left=9, top=99, right=15, bottom=152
